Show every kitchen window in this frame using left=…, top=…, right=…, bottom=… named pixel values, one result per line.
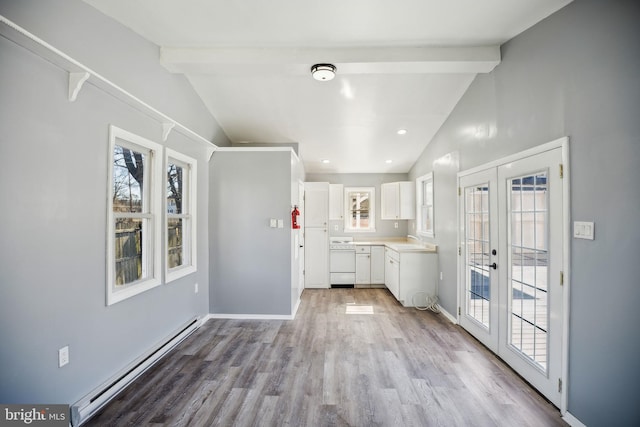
left=416, top=172, right=434, bottom=237
left=166, top=149, right=197, bottom=282
left=107, top=126, right=162, bottom=305
left=344, top=187, right=376, bottom=232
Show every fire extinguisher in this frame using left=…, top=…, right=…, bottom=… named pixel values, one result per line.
left=291, top=205, right=300, bottom=229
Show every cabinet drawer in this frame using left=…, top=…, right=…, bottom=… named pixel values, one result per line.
left=355, top=245, right=371, bottom=254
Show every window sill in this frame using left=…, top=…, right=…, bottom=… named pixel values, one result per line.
left=344, top=229, right=377, bottom=233
left=418, top=231, right=435, bottom=239
left=107, top=277, right=161, bottom=306
left=166, top=265, right=197, bottom=283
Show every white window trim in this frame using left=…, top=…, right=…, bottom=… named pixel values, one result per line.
left=107, top=125, right=163, bottom=305
left=416, top=172, right=434, bottom=238
left=344, top=186, right=376, bottom=233
left=165, top=149, right=197, bottom=283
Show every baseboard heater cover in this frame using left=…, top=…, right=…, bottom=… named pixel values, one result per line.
left=70, top=317, right=201, bottom=426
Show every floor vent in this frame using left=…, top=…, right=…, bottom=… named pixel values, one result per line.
left=71, top=317, right=201, bottom=426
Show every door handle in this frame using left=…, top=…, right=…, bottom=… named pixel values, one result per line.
left=487, top=262, right=497, bottom=270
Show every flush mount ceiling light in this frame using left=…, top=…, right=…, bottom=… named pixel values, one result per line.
left=397, top=129, right=408, bottom=135
left=311, top=63, right=337, bottom=81
left=321, top=159, right=331, bottom=164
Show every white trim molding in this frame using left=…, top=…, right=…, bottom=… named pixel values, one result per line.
left=562, top=412, right=587, bottom=427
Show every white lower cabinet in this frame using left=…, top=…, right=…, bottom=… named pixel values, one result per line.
left=385, top=249, right=400, bottom=299
left=304, top=227, right=328, bottom=288
left=355, top=253, right=371, bottom=286
left=370, top=246, right=385, bottom=285
left=384, top=247, right=437, bottom=307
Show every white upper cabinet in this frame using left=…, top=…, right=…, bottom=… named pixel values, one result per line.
left=304, top=182, right=329, bottom=227
left=329, top=184, right=344, bottom=220
left=381, top=182, right=415, bottom=220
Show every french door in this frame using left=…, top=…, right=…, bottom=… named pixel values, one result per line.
left=459, top=145, right=565, bottom=408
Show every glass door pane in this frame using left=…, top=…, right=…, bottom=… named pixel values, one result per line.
left=508, top=172, right=549, bottom=371
left=465, top=184, right=491, bottom=328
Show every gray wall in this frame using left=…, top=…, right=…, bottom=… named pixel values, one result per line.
left=408, top=1, right=640, bottom=425
left=209, top=150, right=294, bottom=315
left=0, top=0, right=227, bottom=405
left=306, top=173, right=410, bottom=238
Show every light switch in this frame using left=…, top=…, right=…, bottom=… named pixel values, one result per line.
left=269, top=219, right=277, bottom=228
left=277, top=219, right=284, bottom=228
left=573, top=221, right=594, bottom=240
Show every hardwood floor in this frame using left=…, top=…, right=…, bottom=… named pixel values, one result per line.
left=86, top=289, right=566, bottom=426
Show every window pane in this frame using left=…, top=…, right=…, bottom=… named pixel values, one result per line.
left=114, top=217, right=144, bottom=285
left=168, top=218, right=184, bottom=269
left=113, top=145, right=145, bottom=213
left=347, top=191, right=371, bottom=229
left=167, top=163, right=184, bottom=214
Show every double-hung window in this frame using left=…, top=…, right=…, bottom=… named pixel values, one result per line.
left=107, top=126, right=162, bottom=305
left=416, top=172, right=434, bottom=237
left=344, top=187, right=376, bottom=232
left=166, top=149, right=197, bottom=282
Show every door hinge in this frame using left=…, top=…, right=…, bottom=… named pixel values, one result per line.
left=558, top=378, right=563, bottom=393
left=560, top=271, right=564, bottom=286
left=458, top=247, right=461, bottom=256
left=458, top=187, right=461, bottom=196
left=458, top=306, right=461, bottom=316
left=559, top=163, right=564, bottom=179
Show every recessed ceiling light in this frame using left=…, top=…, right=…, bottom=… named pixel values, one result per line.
left=311, top=64, right=337, bottom=81
left=321, top=159, right=330, bottom=164
left=397, top=129, right=407, bottom=135
left=385, top=160, right=393, bottom=164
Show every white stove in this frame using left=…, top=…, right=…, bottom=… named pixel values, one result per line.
left=329, top=237, right=356, bottom=287
left=329, top=236, right=355, bottom=250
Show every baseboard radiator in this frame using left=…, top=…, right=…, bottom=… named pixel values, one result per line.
left=71, top=317, right=201, bottom=426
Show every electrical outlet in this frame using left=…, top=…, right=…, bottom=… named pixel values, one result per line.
left=58, top=346, right=69, bottom=368
left=194, top=283, right=199, bottom=294
left=394, top=222, right=398, bottom=229
left=334, top=224, right=339, bottom=231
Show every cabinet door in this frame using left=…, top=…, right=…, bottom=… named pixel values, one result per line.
left=370, top=246, right=385, bottom=284
left=355, top=253, right=371, bottom=285
left=381, top=183, right=399, bottom=219
left=398, top=182, right=416, bottom=219
left=385, top=254, right=400, bottom=299
left=305, top=182, right=329, bottom=227
left=329, top=184, right=344, bottom=220
left=304, top=227, right=328, bottom=288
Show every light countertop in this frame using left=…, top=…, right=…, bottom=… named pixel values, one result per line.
left=348, top=238, right=437, bottom=253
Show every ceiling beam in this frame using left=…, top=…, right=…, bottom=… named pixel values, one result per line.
left=160, top=45, right=501, bottom=75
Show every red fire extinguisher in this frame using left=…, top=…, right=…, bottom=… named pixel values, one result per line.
left=291, top=205, right=300, bottom=229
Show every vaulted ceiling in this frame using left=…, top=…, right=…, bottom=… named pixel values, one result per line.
left=84, top=0, right=573, bottom=173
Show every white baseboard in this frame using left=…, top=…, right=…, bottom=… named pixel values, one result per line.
left=437, top=305, right=458, bottom=324
left=207, top=313, right=295, bottom=320
left=291, top=297, right=301, bottom=318
left=562, top=411, right=587, bottom=427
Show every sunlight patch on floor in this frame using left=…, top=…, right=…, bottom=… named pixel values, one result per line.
left=345, top=305, right=374, bottom=314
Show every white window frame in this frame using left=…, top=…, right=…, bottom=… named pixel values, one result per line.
left=416, top=172, right=434, bottom=238
left=165, top=149, right=197, bottom=282
left=107, top=125, right=162, bottom=305
left=344, top=186, right=376, bottom=232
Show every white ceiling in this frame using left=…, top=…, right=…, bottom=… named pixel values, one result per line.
left=84, top=0, right=572, bottom=173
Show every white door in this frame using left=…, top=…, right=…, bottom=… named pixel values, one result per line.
left=298, top=181, right=305, bottom=294
left=459, top=168, right=500, bottom=353
left=496, top=148, right=564, bottom=407
left=458, top=144, right=565, bottom=408
left=304, top=227, right=328, bottom=288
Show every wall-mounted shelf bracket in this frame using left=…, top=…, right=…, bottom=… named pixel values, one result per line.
left=68, top=71, right=90, bottom=102
left=162, top=122, right=175, bottom=142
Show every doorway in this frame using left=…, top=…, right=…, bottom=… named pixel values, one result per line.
left=458, top=139, right=569, bottom=409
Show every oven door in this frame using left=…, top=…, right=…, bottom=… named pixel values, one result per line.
left=330, top=249, right=356, bottom=272
left=330, top=249, right=356, bottom=285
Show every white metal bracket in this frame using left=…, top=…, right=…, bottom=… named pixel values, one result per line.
left=162, top=122, right=175, bottom=142
left=68, top=72, right=90, bottom=102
